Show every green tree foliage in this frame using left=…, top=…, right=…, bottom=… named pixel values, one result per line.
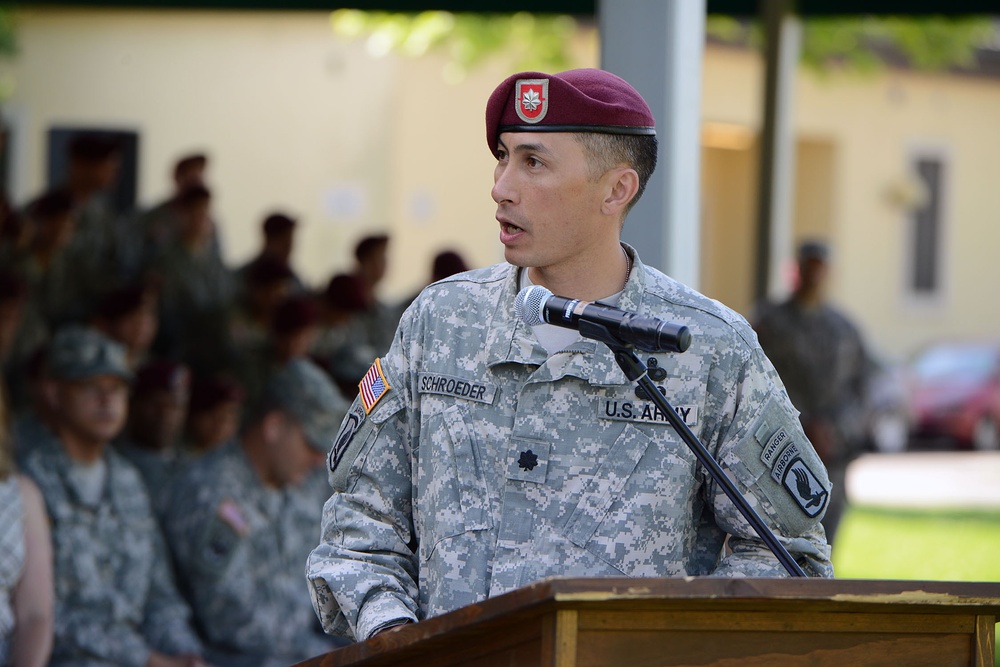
left=0, top=6, right=15, bottom=58
left=332, top=10, right=995, bottom=78
left=330, top=10, right=579, bottom=82
left=707, top=14, right=997, bottom=74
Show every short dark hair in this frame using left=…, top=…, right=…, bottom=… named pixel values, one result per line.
left=354, top=234, right=389, bottom=262
left=67, top=132, right=123, bottom=163
left=27, top=188, right=75, bottom=222
left=175, top=183, right=211, bottom=208
left=262, top=213, right=296, bottom=238
left=174, top=153, right=207, bottom=179
left=575, top=133, right=658, bottom=217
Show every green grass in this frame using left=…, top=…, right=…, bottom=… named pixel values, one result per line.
left=832, top=505, right=1000, bottom=665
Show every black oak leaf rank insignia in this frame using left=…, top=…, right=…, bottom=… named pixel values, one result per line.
left=517, top=450, right=539, bottom=471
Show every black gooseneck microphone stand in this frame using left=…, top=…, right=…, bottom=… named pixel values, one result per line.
left=577, top=318, right=807, bottom=578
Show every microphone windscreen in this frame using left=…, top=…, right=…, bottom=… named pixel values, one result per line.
left=514, top=285, right=551, bottom=327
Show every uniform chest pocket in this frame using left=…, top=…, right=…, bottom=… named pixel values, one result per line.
left=418, top=405, right=492, bottom=553
left=561, top=424, right=698, bottom=576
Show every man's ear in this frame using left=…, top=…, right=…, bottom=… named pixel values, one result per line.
left=260, top=409, right=286, bottom=444
left=602, top=167, right=640, bottom=217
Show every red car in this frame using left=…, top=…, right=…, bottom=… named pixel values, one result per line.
left=906, top=340, right=1000, bottom=451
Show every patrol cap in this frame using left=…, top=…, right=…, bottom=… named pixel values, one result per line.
left=189, top=373, right=246, bottom=413
left=797, top=239, right=830, bottom=263
left=485, top=68, right=656, bottom=158
left=47, top=325, right=133, bottom=382
left=261, top=358, right=341, bottom=452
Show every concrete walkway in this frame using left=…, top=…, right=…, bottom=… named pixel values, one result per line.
left=846, top=451, right=1000, bottom=510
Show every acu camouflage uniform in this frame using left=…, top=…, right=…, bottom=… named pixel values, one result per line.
left=0, top=476, right=24, bottom=665
left=162, top=358, right=348, bottom=666
left=306, top=247, right=834, bottom=642
left=753, top=296, right=872, bottom=541
left=19, top=436, right=203, bottom=666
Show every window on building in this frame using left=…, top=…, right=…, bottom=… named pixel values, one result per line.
left=908, top=155, right=945, bottom=297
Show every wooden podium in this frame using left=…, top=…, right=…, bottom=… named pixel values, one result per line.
left=295, top=577, right=1000, bottom=666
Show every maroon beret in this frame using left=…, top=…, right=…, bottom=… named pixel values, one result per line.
left=189, top=373, right=246, bottom=413
left=96, top=283, right=156, bottom=321
left=133, top=360, right=190, bottom=399
left=271, top=294, right=320, bottom=335
left=323, top=273, right=370, bottom=311
left=485, top=68, right=655, bottom=157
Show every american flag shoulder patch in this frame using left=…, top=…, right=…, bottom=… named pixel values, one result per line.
left=359, top=358, right=391, bottom=414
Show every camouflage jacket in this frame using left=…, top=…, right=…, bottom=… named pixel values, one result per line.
left=18, top=437, right=203, bottom=667
left=0, top=475, right=24, bottom=665
left=754, top=298, right=873, bottom=459
left=307, top=247, right=833, bottom=641
left=162, top=441, right=338, bottom=666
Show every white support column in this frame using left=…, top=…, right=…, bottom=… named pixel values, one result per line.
left=754, top=0, right=802, bottom=304
left=598, top=0, right=705, bottom=288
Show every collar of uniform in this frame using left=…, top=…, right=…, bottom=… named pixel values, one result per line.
left=485, top=267, right=549, bottom=369
left=484, top=247, right=646, bottom=387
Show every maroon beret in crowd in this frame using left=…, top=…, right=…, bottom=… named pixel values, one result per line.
left=485, top=68, right=656, bottom=157
left=132, top=360, right=190, bottom=399
left=189, top=373, right=246, bottom=413
left=96, top=283, right=156, bottom=321
left=271, top=294, right=320, bottom=336
left=432, top=250, right=468, bottom=282
left=323, top=273, right=370, bottom=312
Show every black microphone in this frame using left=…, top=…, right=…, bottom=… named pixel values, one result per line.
left=514, top=285, right=692, bottom=353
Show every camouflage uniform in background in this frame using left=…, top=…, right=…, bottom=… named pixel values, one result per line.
left=19, top=436, right=204, bottom=666
left=60, top=195, right=128, bottom=322
left=0, top=476, right=25, bottom=664
left=162, top=359, right=348, bottom=666
left=151, top=239, right=236, bottom=375
left=753, top=293, right=872, bottom=543
left=307, top=248, right=834, bottom=642
left=114, top=442, right=190, bottom=521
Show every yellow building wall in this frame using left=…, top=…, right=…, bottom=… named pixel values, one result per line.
left=4, top=9, right=999, bottom=359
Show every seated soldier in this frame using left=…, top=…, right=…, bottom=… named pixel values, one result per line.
left=162, top=358, right=349, bottom=666
left=17, top=325, right=207, bottom=667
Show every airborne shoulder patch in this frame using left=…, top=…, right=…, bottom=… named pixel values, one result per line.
left=329, top=403, right=366, bottom=473
left=779, top=456, right=828, bottom=518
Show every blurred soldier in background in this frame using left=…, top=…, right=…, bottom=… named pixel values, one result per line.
left=17, top=326, right=207, bottom=666
left=163, top=358, right=348, bottom=666
left=182, top=373, right=245, bottom=457
left=754, top=240, right=874, bottom=544
left=114, top=359, right=192, bottom=517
